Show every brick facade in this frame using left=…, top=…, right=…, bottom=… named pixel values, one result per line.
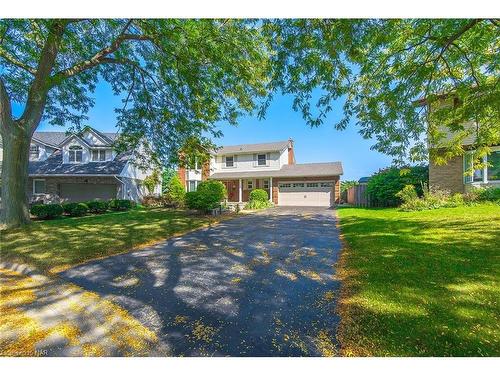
left=177, top=166, right=186, bottom=189
left=429, top=153, right=465, bottom=194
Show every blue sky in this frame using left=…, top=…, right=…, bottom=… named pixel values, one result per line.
left=28, top=80, right=392, bottom=181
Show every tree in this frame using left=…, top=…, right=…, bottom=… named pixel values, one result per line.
left=340, top=180, right=358, bottom=193
left=164, top=174, right=185, bottom=207
left=0, top=19, right=270, bottom=227
left=264, top=19, right=499, bottom=165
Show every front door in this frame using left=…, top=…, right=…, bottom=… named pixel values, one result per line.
left=223, top=180, right=238, bottom=202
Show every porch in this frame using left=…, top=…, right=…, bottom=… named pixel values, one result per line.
left=218, top=178, right=273, bottom=203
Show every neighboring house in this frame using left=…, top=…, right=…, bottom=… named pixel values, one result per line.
left=178, top=139, right=343, bottom=207
left=1, top=127, right=161, bottom=203
left=417, top=97, right=500, bottom=194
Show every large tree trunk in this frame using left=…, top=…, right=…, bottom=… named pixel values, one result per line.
left=0, top=123, right=31, bottom=228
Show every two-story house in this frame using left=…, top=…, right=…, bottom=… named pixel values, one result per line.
left=1, top=126, right=161, bottom=203
left=178, top=139, right=343, bottom=207
left=417, top=97, right=500, bottom=194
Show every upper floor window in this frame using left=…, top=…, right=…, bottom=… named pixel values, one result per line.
left=69, top=145, right=83, bottom=163
left=257, top=154, right=267, bottom=166
left=91, top=149, right=107, bottom=162
left=187, top=180, right=198, bottom=192
left=29, top=145, right=39, bottom=159
left=225, top=155, right=234, bottom=168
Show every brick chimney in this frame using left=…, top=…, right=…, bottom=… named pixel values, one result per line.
left=287, top=138, right=295, bottom=164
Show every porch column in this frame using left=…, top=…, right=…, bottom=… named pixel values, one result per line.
left=269, top=177, right=273, bottom=202
left=238, top=178, right=242, bottom=202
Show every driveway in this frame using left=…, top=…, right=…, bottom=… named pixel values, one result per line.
left=61, top=207, right=343, bottom=356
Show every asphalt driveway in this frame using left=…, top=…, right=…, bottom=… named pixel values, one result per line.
left=61, top=207, right=343, bottom=356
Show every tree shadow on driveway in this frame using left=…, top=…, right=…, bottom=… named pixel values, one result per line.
left=60, top=208, right=343, bottom=356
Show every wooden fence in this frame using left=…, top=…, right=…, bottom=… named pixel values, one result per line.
left=346, top=184, right=371, bottom=207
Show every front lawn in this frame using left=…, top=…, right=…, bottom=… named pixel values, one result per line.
left=1, top=208, right=220, bottom=273
left=336, top=204, right=500, bottom=356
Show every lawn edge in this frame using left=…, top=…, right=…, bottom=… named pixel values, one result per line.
left=333, top=208, right=372, bottom=357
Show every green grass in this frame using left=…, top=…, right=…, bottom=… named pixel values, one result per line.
left=336, top=203, right=500, bottom=356
left=0, top=207, right=218, bottom=273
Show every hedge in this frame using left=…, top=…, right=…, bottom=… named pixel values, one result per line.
left=86, top=200, right=109, bottom=213
left=109, top=199, right=133, bottom=211
left=30, top=204, right=64, bottom=219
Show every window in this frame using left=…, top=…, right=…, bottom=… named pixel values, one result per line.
left=320, top=182, right=333, bottom=187
left=487, top=151, right=500, bottom=181
left=33, top=179, right=46, bottom=195
left=91, top=149, right=107, bottom=161
left=225, top=155, right=234, bottom=168
left=187, top=180, right=198, bottom=192
left=263, top=179, right=270, bottom=189
left=292, top=183, right=304, bottom=188
left=187, top=156, right=199, bottom=170
left=279, top=183, right=291, bottom=188
left=246, top=180, right=253, bottom=189
left=29, top=145, right=39, bottom=159
left=257, top=154, right=267, bottom=166
left=306, top=182, right=319, bottom=188
left=68, top=145, right=83, bottom=163
left=464, top=150, right=500, bottom=183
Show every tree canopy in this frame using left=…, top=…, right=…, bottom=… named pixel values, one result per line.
left=264, top=19, right=499, bottom=164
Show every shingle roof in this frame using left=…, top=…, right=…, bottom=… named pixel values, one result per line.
left=215, top=140, right=290, bottom=155
left=28, top=150, right=131, bottom=176
left=32, top=130, right=118, bottom=147
left=209, top=162, right=343, bottom=179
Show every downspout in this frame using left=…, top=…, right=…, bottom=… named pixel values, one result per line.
left=114, top=175, right=126, bottom=199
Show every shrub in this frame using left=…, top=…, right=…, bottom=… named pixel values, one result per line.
left=64, top=202, right=89, bottom=217
left=143, top=169, right=161, bottom=195
left=185, top=191, right=201, bottom=210
left=367, top=165, right=428, bottom=207
left=30, top=204, right=64, bottom=219
left=164, top=174, right=186, bottom=207
left=185, top=180, right=226, bottom=212
left=141, top=195, right=172, bottom=208
left=477, top=187, right=500, bottom=201
left=245, top=188, right=272, bottom=210
left=62, top=202, right=79, bottom=215
left=86, top=200, right=109, bottom=214
left=109, top=199, right=133, bottom=211
left=249, top=188, right=269, bottom=202
left=397, top=185, right=465, bottom=211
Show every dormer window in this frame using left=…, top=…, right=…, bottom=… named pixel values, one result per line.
left=225, top=155, right=234, bottom=168
left=91, top=149, right=107, bottom=162
left=69, top=145, right=83, bottom=163
left=29, top=145, right=39, bottom=159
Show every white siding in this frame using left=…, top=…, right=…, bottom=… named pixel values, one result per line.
left=82, top=130, right=106, bottom=146
left=279, top=148, right=289, bottom=166
left=186, top=169, right=202, bottom=181
left=212, top=151, right=282, bottom=173
left=62, top=138, right=90, bottom=164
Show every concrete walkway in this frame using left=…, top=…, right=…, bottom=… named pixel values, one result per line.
left=60, top=207, right=343, bottom=356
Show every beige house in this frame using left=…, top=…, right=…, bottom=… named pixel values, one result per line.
left=429, top=122, right=500, bottom=193
left=178, top=139, right=343, bottom=207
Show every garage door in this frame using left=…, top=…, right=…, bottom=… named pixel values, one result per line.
left=60, top=183, right=117, bottom=202
left=278, top=181, right=333, bottom=207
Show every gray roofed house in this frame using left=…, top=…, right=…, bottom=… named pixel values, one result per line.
left=180, top=138, right=343, bottom=207
left=22, top=126, right=160, bottom=203
left=215, top=140, right=290, bottom=155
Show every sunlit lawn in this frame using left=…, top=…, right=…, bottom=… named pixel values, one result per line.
left=336, top=204, right=500, bottom=356
left=1, top=207, right=218, bottom=273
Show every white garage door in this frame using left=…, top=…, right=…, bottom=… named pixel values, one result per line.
left=60, top=183, right=117, bottom=202
left=278, top=181, right=333, bottom=207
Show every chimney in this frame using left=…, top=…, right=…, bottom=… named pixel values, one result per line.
left=287, top=138, right=295, bottom=165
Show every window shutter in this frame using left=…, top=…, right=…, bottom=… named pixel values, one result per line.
left=253, top=154, right=257, bottom=166
left=222, top=156, right=226, bottom=166
left=234, top=155, right=237, bottom=166
left=266, top=152, right=270, bottom=166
